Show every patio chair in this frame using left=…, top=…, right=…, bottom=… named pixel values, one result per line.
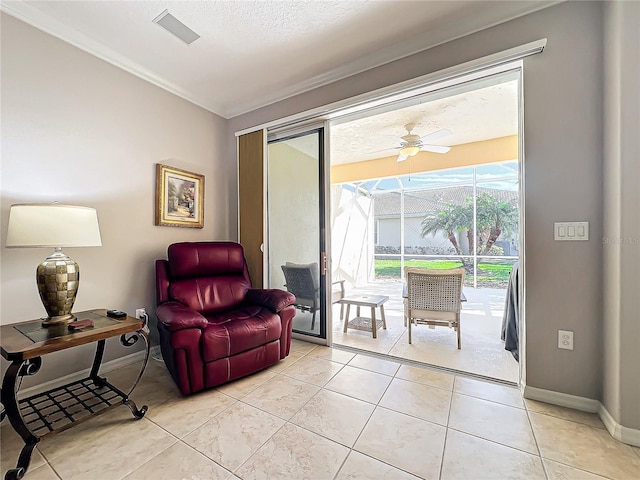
left=281, top=262, right=346, bottom=330
left=404, top=267, right=465, bottom=348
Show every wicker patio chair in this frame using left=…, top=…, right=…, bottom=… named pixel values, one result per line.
left=404, top=267, right=465, bottom=348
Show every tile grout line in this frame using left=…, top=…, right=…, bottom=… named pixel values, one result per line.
left=333, top=365, right=425, bottom=480
left=525, top=409, right=627, bottom=480
left=230, top=351, right=342, bottom=476
left=438, top=375, right=458, bottom=480
left=217, top=348, right=322, bottom=476
left=232, top=361, right=354, bottom=478
left=136, top=354, right=312, bottom=478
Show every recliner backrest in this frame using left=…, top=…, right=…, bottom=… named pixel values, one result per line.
left=164, top=242, right=252, bottom=314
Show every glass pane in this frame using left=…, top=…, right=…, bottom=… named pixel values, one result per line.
left=267, top=131, right=322, bottom=336
left=474, top=257, right=518, bottom=289
left=400, top=167, right=475, bottom=189
left=403, top=184, right=474, bottom=258
left=475, top=160, right=519, bottom=181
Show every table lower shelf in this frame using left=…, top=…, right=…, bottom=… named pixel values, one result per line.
left=18, top=377, right=130, bottom=438
left=346, top=316, right=385, bottom=333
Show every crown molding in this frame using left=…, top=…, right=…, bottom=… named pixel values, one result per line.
left=1, top=0, right=560, bottom=119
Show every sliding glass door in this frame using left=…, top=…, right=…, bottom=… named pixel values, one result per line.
left=266, top=127, right=327, bottom=339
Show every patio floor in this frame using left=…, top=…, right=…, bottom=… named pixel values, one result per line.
left=330, top=280, right=519, bottom=383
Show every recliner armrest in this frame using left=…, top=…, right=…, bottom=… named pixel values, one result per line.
left=246, top=289, right=296, bottom=313
left=156, top=301, right=208, bottom=331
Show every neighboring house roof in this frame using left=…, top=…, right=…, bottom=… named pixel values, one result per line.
left=373, top=186, right=517, bottom=217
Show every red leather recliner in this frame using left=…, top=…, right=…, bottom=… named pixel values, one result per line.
left=155, top=242, right=296, bottom=395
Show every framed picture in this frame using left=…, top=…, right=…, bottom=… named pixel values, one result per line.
left=155, top=164, right=204, bottom=228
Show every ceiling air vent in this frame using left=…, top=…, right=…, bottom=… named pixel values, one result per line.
left=153, top=10, right=200, bottom=45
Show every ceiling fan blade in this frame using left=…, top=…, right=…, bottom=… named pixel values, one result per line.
left=420, top=144, right=451, bottom=154
left=397, top=154, right=409, bottom=162
left=420, top=128, right=453, bottom=143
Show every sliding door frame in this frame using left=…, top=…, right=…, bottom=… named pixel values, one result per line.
left=236, top=39, right=545, bottom=375
left=267, top=123, right=331, bottom=344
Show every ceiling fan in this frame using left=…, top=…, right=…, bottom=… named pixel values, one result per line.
left=385, top=123, right=452, bottom=162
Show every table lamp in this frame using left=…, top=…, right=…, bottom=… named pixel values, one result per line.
left=6, top=204, right=102, bottom=326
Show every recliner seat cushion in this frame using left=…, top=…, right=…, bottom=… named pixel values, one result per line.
left=202, top=305, right=282, bottom=362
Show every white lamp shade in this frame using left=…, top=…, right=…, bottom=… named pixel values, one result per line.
left=6, top=204, right=102, bottom=248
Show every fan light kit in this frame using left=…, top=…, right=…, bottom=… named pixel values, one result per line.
left=391, top=123, right=452, bottom=162
left=399, top=145, right=421, bottom=157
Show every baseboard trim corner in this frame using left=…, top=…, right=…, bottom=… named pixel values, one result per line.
left=599, top=404, right=640, bottom=447
left=523, top=385, right=600, bottom=412
left=523, top=386, right=640, bottom=447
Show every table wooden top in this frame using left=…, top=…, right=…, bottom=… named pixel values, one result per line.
left=1, top=309, right=145, bottom=362
left=338, top=295, right=389, bottom=307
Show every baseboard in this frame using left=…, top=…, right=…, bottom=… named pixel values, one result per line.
left=523, top=385, right=600, bottom=412
left=523, top=385, right=640, bottom=447
left=599, top=404, right=640, bottom=447
left=17, top=350, right=147, bottom=400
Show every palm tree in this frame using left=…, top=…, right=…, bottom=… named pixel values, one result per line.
left=475, top=193, right=518, bottom=255
left=420, top=203, right=469, bottom=257
left=421, top=192, right=518, bottom=258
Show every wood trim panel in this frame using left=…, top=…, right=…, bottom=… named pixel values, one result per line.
left=238, top=130, right=265, bottom=288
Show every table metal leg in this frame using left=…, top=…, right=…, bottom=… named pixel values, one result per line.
left=118, top=329, right=150, bottom=419
left=89, top=339, right=107, bottom=388
left=1, top=358, right=42, bottom=480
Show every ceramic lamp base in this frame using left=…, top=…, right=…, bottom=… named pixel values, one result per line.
left=37, top=248, right=79, bottom=326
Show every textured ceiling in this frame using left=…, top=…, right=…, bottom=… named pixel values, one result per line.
left=331, top=79, right=518, bottom=165
left=1, top=0, right=557, bottom=118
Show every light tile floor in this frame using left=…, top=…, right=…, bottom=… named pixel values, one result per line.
left=2, top=339, right=639, bottom=480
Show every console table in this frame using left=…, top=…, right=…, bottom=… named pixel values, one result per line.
left=0, top=309, right=150, bottom=480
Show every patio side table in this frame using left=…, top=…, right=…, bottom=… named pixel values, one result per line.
left=339, top=294, right=388, bottom=338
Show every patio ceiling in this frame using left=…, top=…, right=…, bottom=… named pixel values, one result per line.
left=330, top=78, right=519, bottom=167
left=331, top=135, right=518, bottom=184
left=281, top=71, right=519, bottom=185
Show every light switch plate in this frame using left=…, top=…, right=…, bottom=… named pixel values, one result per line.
left=554, top=222, right=589, bottom=241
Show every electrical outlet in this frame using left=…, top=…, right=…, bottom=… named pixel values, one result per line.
left=135, top=308, right=147, bottom=320
left=558, top=330, right=574, bottom=350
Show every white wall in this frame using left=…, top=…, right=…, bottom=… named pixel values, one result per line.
left=0, top=14, right=231, bottom=386
left=228, top=2, right=605, bottom=402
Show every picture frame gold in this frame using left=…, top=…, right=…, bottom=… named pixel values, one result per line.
left=155, top=164, right=204, bottom=228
